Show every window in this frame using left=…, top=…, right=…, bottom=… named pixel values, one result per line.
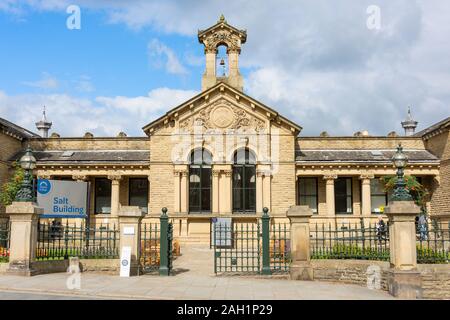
left=297, top=178, right=318, bottom=213
left=335, top=178, right=353, bottom=214
left=129, top=178, right=149, bottom=214
left=94, top=178, right=111, bottom=214
left=189, top=149, right=212, bottom=213
left=233, top=149, right=256, bottom=213
left=370, top=179, right=388, bottom=214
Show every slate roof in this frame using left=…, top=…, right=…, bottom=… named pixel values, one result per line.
left=9, top=150, right=150, bottom=164
left=0, top=117, right=39, bottom=140
left=415, top=117, right=450, bottom=138
left=295, top=150, right=439, bottom=163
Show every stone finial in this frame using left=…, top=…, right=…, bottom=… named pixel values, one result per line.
left=320, top=131, right=329, bottom=137
left=401, top=107, right=418, bottom=136
left=35, top=106, right=52, bottom=138
left=83, top=132, right=94, bottom=139
left=218, top=14, right=226, bottom=23
left=388, top=131, right=398, bottom=137
left=50, top=132, right=60, bottom=138
left=117, top=132, right=127, bottom=137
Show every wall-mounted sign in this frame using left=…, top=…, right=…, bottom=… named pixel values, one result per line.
left=37, top=179, right=88, bottom=218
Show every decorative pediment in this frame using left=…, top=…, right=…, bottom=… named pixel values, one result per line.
left=179, top=98, right=266, bottom=133
left=142, top=82, right=302, bottom=136
left=198, top=15, right=247, bottom=53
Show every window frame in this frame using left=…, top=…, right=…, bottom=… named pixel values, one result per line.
left=128, top=177, right=149, bottom=214
left=370, top=178, right=388, bottom=214
left=232, top=148, right=257, bottom=214
left=334, top=177, right=353, bottom=215
left=189, top=149, right=212, bottom=214
left=94, top=177, right=112, bottom=215
left=297, top=177, right=318, bottom=214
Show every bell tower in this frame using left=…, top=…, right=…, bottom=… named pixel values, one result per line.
left=198, top=15, right=247, bottom=92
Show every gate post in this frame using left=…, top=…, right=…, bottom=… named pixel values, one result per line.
left=385, top=201, right=422, bottom=299
left=261, top=207, right=271, bottom=275
left=159, top=207, right=170, bottom=276
left=6, top=202, right=43, bottom=276
left=118, top=206, right=145, bottom=276
left=287, top=205, right=313, bottom=280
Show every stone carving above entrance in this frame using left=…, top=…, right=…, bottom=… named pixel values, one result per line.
left=179, top=99, right=266, bottom=133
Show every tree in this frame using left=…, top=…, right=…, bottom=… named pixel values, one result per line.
left=381, top=175, right=429, bottom=214
left=0, top=162, right=26, bottom=207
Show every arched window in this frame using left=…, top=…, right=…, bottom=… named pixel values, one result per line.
left=232, top=149, right=256, bottom=213
left=189, top=149, right=212, bottom=213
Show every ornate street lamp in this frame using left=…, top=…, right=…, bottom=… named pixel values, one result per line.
left=14, top=146, right=37, bottom=202
left=391, top=143, right=413, bottom=201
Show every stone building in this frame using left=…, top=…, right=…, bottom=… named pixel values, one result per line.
left=0, top=16, right=448, bottom=243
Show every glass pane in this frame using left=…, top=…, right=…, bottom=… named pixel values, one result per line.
left=372, top=196, right=387, bottom=213
left=370, top=179, right=385, bottom=194
left=201, top=168, right=211, bottom=188
left=300, top=196, right=318, bottom=213
left=299, top=178, right=317, bottom=196
left=246, top=188, right=256, bottom=211
left=233, top=167, right=243, bottom=188
left=129, top=178, right=148, bottom=211
left=201, top=188, right=211, bottom=212
left=95, top=178, right=111, bottom=214
left=189, top=188, right=200, bottom=212
left=233, top=188, right=242, bottom=211
left=245, top=167, right=256, bottom=187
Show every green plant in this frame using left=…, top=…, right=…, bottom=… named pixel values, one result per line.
left=381, top=175, right=429, bottom=213
left=0, top=162, right=26, bottom=207
left=416, top=244, right=450, bottom=264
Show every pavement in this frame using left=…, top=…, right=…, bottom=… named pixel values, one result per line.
left=0, top=245, right=394, bottom=300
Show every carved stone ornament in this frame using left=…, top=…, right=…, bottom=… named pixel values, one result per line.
left=205, top=30, right=240, bottom=53
left=180, top=99, right=265, bottom=133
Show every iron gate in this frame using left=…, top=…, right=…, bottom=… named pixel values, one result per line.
left=211, top=209, right=291, bottom=274
left=139, top=208, right=174, bottom=275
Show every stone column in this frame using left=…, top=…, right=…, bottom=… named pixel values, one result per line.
left=323, top=174, right=337, bottom=216
left=118, top=206, right=145, bottom=276
left=256, top=170, right=264, bottom=214
left=6, top=202, right=43, bottom=276
left=180, top=170, right=189, bottom=214
left=287, top=205, right=314, bottom=280
left=173, top=170, right=181, bottom=214
left=147, top=176, right=151, bottom=215
left=223, top=169, right=233, bottom=214
left=212, top=170, right=220, bottom=214
left=385, top=201, right=422, bottom=299
left=360, top=174, right=374, bottom=216
left=108, top=175, right=122, bottom=218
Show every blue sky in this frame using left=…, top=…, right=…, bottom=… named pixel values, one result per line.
left=0, top=1, right=448, bottom=137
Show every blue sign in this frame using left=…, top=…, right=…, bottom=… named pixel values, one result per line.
left=37, top=179, right=51, bottom=195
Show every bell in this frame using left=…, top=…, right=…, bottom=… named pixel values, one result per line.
left=219, top=58, right=225, bottom=66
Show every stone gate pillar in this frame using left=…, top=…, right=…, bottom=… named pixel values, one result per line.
left=118, top=206, right=145, bottom=276
left=384, top=201, right=422, bottom=299
left=6, top=202, right=43, bottom=276
left=287, top=205, right=313, bottom=280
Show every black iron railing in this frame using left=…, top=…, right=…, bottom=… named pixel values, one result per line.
left=0, top=220, right=10, bottom=262
left=310, top=219, right=390, bottom=261
left=36, top=221, right=119, bottom=260
left=416, top=220, right=450, bottom=264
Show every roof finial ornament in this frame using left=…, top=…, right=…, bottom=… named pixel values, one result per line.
left=35, top=105, right=52, bottom=138
left=218, top=14, right=226, bottom=23
left=401, top=106, right=418, bottom=136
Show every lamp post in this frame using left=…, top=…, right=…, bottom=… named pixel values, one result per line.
left=391, top=143, right=413, bottom=201
left=14, top=146, right=37, bottom=202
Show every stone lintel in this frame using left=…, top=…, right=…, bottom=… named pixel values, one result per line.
left=118, top=206, right=145, bottom=218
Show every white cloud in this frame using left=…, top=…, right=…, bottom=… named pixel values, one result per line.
left=1, top=1, right=450, bottom=135
left=22, top=72, right=59, bottom=90
left=0, top=87, right=197, bottom=137
left=147, top=38, right=188, bottom=75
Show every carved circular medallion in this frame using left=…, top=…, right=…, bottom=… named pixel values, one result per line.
left=211, top=106, right=234, bottom=128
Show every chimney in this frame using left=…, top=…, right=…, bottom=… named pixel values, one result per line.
left=35, top=106, right=52, bottom=138
left=401, top=107, right=418, bottom=136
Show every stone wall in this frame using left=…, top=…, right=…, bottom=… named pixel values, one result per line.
left=425, top=131, right=450, bottom=217
left=29, top=137, right=150, bottom=151
left=418, top=264, right=450, bottom=299
left=311, top=259, right=390, bottom=291
left=311, top=259, right=450, bottom=299
left=28, top=259, right=120, bottom=275
left=0, top=132, right=22, bottom=215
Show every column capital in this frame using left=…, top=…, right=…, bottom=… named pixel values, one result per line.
left=323, top=173, right=337, bottom=181
left=223, top=170, right=233, bottom=177
left=212, top=170, right=221, bottom=177
left=359, top=173, right=375, bottom=180
left=72, top=174, right=88, bottom=182
left=37, top=174, right=52, bottom=180
left=108, top=174, right=122, bottom=181
left=173, top=170, right=181, bottom=177
left=180, top=170, right=189, bottom=177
